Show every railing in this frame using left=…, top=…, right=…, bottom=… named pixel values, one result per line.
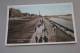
left=49, top=20, right=74, bottom=33
left=48, top=20, right=75, bottom=40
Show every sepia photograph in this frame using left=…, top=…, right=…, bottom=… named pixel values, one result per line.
left=5, top=3, right=77, bottom=46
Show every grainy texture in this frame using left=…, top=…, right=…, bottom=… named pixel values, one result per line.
left=0, top=0, right=80, bottom=53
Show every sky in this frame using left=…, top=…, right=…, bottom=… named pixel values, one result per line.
left=9, top=3, right=73, bottom=16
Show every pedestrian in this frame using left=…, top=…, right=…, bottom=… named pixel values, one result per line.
left=35, top=27, right=36, bottom=32
left=43, top=36, right=48, bottom=42
left=35, top=36, right=38, bottom=43
left=39, top=36, right=43, bottom=43
left=54, top=26, right=57, bottom=32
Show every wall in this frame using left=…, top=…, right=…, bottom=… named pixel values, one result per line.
left=0, top=0, right=80, bottom=53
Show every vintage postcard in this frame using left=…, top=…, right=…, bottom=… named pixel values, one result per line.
left=5, top=3, right=77, bottom=46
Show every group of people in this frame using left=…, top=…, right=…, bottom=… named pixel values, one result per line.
left=34, top=17, right=48, bottom=43
left=35, top=35, right=48, bottom=43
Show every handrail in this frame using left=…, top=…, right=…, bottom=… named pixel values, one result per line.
left=49, top=20, right=74, bottom=33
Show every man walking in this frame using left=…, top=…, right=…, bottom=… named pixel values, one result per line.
left=35, top=36, right=38, bottom=43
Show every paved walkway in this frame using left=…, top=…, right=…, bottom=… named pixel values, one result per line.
left=30, top=17, right=44, bottom=43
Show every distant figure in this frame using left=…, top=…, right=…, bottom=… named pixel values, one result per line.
left=54, top=26, right=57, bottom=32
left=35, top=27, right=36, bottom=32
left=37, top=24, right=41, bottom=28
left=39, top=36, right=43, bottom=43
left=43, top=36, right=48, bottom=42
left=35, top=36, right=38, bottom=43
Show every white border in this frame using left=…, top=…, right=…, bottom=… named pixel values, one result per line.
left=5, top=2, right=77, bottom=46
